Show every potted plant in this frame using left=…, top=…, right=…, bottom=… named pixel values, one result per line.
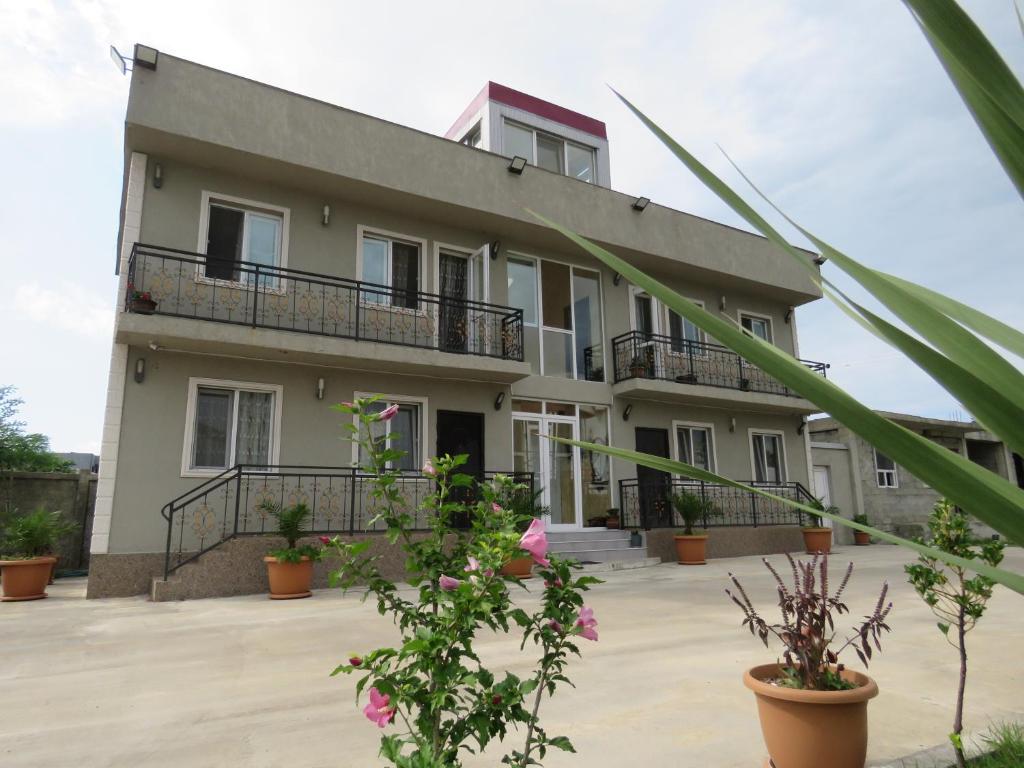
left=852, top=513, right=871, bottom=546
left=629, top=355, right=648, bottom=378
left=262, top=502, right=325, bottom=599
left=498, top=487, right=547, bottom=579
left=802, top=497, right=835, bottom=554
left=0, top=508, right=76, bottom=602
left=671, top=490, right=718, bottom=564
left=727, top=554, right=893, bottom=768
left=605, top=507, right=621, bottom=529
left=127, top=284, right=157, bottom=314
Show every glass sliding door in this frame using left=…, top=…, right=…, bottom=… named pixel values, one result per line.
left=546, top=419, right=579, bottom=527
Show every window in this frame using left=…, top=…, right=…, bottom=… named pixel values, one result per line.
left=507, top=258, right=538, bottom=325
left=875, top=449, right=898, bottom=488
left=676, top=425, right=714, bottom=472
left=502, top=120, right=597, bottom=183
left=361, top=234, right=421, bottom=310
left=202, top=197, right=285, bottom=283
left=740, top=313, right=772, bottom=342
left=183, top=379, right=280, bottom=475
left=460, top=124, right=482, bottom=148
left=356, top=397, right=424, bottom=472
left=751, top=431, right=786, bottom=483
left=667, top=308, right=704, bottom=353
left=633, top=292, right=655, bottom=338
left=573, top=268, right=604, bottom=381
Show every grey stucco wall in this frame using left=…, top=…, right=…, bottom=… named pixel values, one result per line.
left=809, top=444, right=859, bottom=546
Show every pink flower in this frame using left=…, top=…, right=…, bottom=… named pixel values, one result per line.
left=492, top=502, right=502, bottom=513
left=319, top=536, right=331, bottom=545
left=544, top=577, right=563, bottom=588
left=519, top=518, right=550, bottom=567
left=363, top=687, right=396, bottom=728
left=377, top=404, right=400, bottom=422
left=341, top=401, right=354, bottom=409
left=422, top=458, right=437, bottom=476
left=349, top=655, right=363, bottom=667
left=465, top=557, right=480, bottom=572
left=548, top=619, right=563, bottom=634
left=575, top=606, right=598, bottom=642
left=439, top=574, right=461, bottom=591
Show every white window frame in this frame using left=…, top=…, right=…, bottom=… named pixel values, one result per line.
left=748, top=428, right=788, bottom=484
left=432, top=241, right=490, bottom=304
left=874, top=448, right=899, bottom=488
left=671, top=420, right=718, bottom=475
left=350, top=392, right=429, bottom=471
left=355, top=225, right=429, bottom=310
left=628, top=286, right=661, bottom=336
left=501, top=119, right=598, bottom=183
left=738, top=310, right=774, bottom=344
left=196, top=191, right=290, bottom=289
left=181, top=377, right=283, bottom=478
left=508, top=253, right=541, bottom=328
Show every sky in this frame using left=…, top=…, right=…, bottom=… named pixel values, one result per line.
left=0, top=0, right=1021, bottom=454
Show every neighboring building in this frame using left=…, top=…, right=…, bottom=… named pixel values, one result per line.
left=810, top=412, right=1019, bottom=542
left=89, top=45, right=827, bottom=599
left=57, top=452, right=100, bottom=473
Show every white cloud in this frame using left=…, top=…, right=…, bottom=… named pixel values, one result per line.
left=13, top=282, right=114, bottom=340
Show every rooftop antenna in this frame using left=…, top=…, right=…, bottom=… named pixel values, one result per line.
left=110, top=45, right=132, bottom=75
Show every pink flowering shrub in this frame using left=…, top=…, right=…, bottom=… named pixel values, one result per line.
left=325, top=396, right=600, bottom=768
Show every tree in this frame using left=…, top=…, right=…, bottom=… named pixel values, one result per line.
left=0, top=386, right=73, bottom=473
left=905, top=500, right=1005, bottom=768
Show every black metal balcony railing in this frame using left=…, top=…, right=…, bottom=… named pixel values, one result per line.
left=162, top=466, right=533, bottom=578
left=618, top=478, right=817, bottom=530
left=126, top=243, right=524, bottom=362
left=611, top=331, right=827, bottom=397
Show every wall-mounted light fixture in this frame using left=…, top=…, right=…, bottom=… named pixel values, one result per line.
left=622, top=404, right=633, bottom=421
left=321, top=205, right=331, bottom=226
left=729, top=416, right=736, bottom=433
left=490, top=240, right=501, bottom=260
left=134, top=358, right=146, bottom=384
left=152, top=163, right=163, bottom=189
left=719, top=295, right=727, bottom=312
left=316, top=377, right=326, bottom=401
left=494, top=391, right=506, bottom=411
left=632, top=196, right=650, bottom=212
left=784, top=306, right=794, bottom=324
left=133, top=43, right=158, bottom=70
left=508, top=156, right=528, bottom=175
left=613, top=272, right=622, bottom=286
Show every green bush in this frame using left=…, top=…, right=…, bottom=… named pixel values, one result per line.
left=0, top=507, right=77, bottom=559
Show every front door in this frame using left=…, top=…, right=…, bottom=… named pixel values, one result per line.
left=812, top=465, right=833, bottom=529
left=635, top=427, right=671, bottom=528
left=512, top=414, right=582, bottom=529
left=439, top=247, right=487, bottom=354
left=436, top=410, right=484, bottom=478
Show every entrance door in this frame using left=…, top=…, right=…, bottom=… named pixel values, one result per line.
left=812, top=465, right=833, bottom=529
left=436, top=411, right=484, bottom=478
left=513, top=414, right=582, bottom=529
left=439, top=247, right=487, bottom=354
left=635, top=427, right=671, bottom=528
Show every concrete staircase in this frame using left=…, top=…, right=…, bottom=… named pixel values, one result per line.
left=546, top=529, right=660, bottom=572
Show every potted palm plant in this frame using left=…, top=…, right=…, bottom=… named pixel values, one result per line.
left=671, top=490, right=718, bottom=564
left=802, top=497, right=835, bottom=554
left=0, top=508, right=77, bottom=602
left=262, top=502, right=325, bottom=599
left=852, top=513, right=871, bottom=545
left=605, top=507, right=621, bottom=529
left=728, top=554, right=892, bottom=768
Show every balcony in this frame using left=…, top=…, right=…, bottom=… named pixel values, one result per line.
left=609, top=331, right=827, bottom=412
left=120, top=244, right=530, bottom=382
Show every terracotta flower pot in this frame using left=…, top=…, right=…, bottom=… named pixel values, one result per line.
left=744, top=663, right=878, bottom=768
left=48, top=554, right=60, bottom=585
left=854, top=531, right=871, bottom=546
left=606, top=515, right=620, bottom=530
left=674, top=534, right=708, bottom=565
left=1, top=557, right=58, bottom=602
left=500, top=556, right=534, bottom=579
left=263, top=555, right=314, bottom=599
left=802, top=527, right=832, bottom=554
left=129, top=297, right=157, bottom=314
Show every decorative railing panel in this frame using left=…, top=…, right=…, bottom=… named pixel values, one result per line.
left=611, top=331, right=827, bottom=397
left=162, top=466, right=532, bottom=578
left=126, top=244, right=524, bottom=362
left=618, top=478, right=816, bottom=530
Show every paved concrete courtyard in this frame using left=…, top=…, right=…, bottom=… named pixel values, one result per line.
left=2, top=546, right=1022, bottom=767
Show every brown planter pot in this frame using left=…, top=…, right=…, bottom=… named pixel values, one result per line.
left=500, top=556, right=534, bottom=579
left=48, top=554, right=60, bottom=585
left=854, top=531, right=871, bottom=546
left=744, top=663, right=878, bottom=768
left=1, top=557, right=58, bottom=602
left=802, top=527, right=833, bottom=554
left=606, top=516, right=620, bottom=530
left=129, top=298, right=157, bottom=314
left=263, top=555, right=313, bottom=599
left=674, top=534, right=708, bottom=565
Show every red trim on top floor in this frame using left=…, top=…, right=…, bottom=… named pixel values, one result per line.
left=444, top=82, right=607, bottom=141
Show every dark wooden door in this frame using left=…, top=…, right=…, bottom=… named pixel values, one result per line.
left=437, top=411, right=485, bottom=527
left=635, top=427, right=671, bottom=528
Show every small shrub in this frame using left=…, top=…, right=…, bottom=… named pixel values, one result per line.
left=0, top=507, right=77, bottom=559
left=671, top=490, right=718, bottom=535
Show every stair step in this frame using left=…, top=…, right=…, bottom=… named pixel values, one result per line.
left=546, top=530, right=630, bottom=542
left=550, top=540, right=639, bottom=553
left=556, top=547, right=651, bottom=564
left=577, top=557, right=662, bottom=573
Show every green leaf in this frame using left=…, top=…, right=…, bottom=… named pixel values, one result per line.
left=546, top=433, right=1024, bottom=595
left=547, top=736, right=576, bottom=753
left=937, top=622, right=951, bottom=636
left=530, top=211, right=1024, bottom=546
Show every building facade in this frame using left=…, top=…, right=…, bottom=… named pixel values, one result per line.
left=809, top=412, right=1020, bottom=543
left=89, top=46, right=827, bottom=599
